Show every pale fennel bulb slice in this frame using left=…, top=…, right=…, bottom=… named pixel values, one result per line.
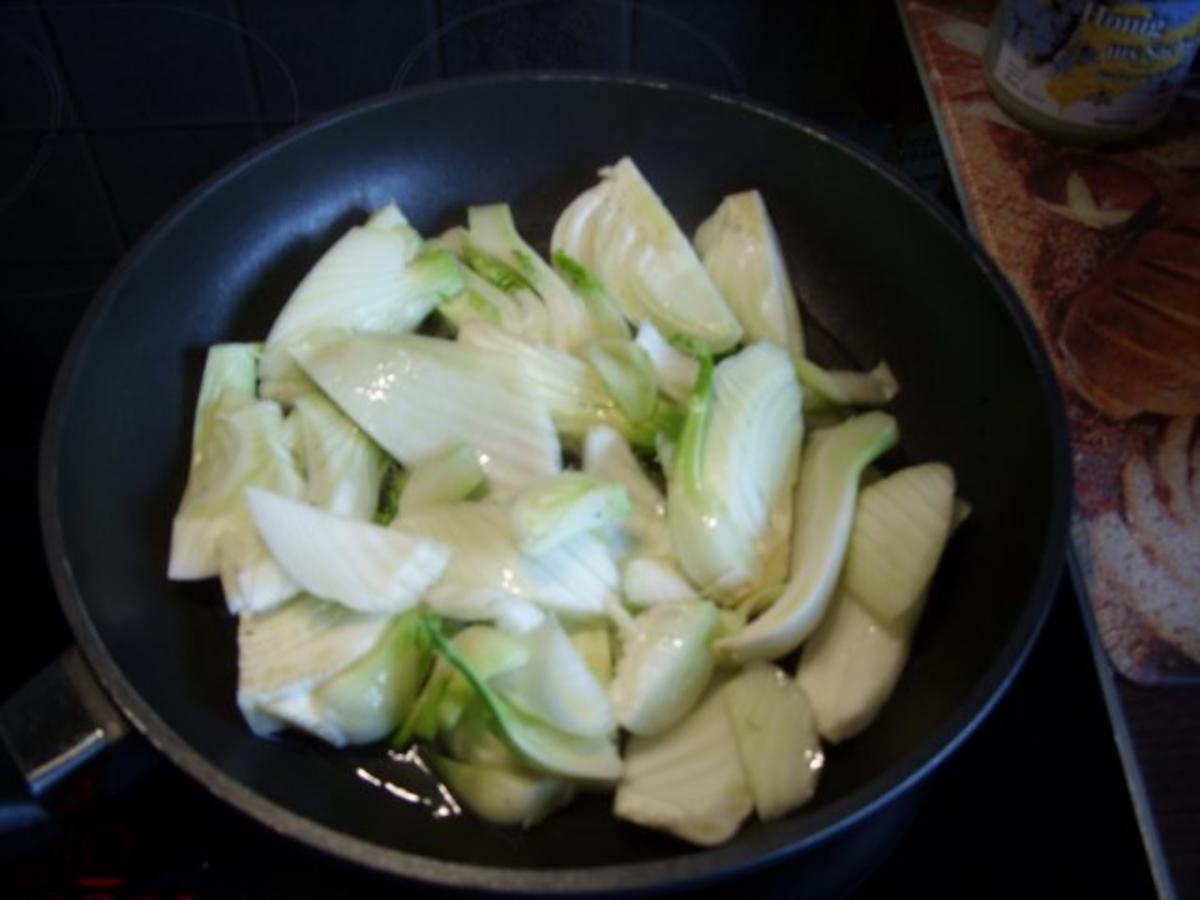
left=236, top=593, right=393, bottom=737
left=400, top=624, right=531, bottom=744
left=721, top=662, right=823, bottom=820
left=635, top=321, right=700, bottom=403
left=169, top=342, right=262, bottom=579
left=509, top=472, right=630, bottom=556
left=620, top=557, right=699, bottom=608
left=841, top=463, right=956, bottom=625
left=667, top=343, right=803, bottom=604
left=257, top=610, right=432, bottom=747
left=265, top=211, right=459, bottom=348
left=169, top=368, right=305, bottom=614
left=584, top=338, right=658, bottom=424
left=569, top=624, right=614, bottom=684
left=609, top=600, right=718, bottom=736
left=716, top=411, right=898, bottom=663
left=397, top=443, right=487, bottom=517
left=796, top=465, right=963, bottom=742
left=550, top=248, right=631, bottom=341
left=257, top=205, right=462, bottom=404
left=582, top=425, right=672, bottom=562
left=312, top=610, right=433, bottom=745
left=430, top=226, right=552, bottom=345
left=427, top=620, right=623, bottom=783
left=796, top=358, right=899, bottom=410
left=466, top=203, right=618, bottom=350
left=551, top=158, right=742, bottom=352
left=293, top=331, right=560, bottom=497
left=694, top=189, right=805, bottom=359
left=615, top=683, right=752, bottom=846
left=491, top=618, right=617, bottom=739
left=425, top=749, right=574, bottom=828
left=246, top=487, right=451, bottom=615
left=795, top=590, right=910, bottom=743
left=290, top=392, right=388, bottom=519
left=393, top=501, right=621, bottom=622
left=456, top=320, right=635, bottom=447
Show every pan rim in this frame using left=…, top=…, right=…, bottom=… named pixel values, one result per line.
left=38, top=71, right=1071, bottom=893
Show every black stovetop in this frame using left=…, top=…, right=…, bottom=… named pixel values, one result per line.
left=0, top=1, right=1158, bottom=896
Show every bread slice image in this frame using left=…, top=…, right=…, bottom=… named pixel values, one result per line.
left=1058, top=193, right=1200, bottom=419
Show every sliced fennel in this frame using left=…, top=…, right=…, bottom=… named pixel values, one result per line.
left=257, top=233, right=464, bottom=405
left=551, top=157, right=743, bottom=351
left=237, top=593, right=392, bottom=739
left=615, top=683, right=752, bottom=846
left=467, top=204, right=610, bottom=350
left=620, top=557, right=699, bottom=608
left=456, top=320, right=637, bottom=447
left=431, top=226, right=552, bottom=345
left=312, top=609, right=433, bottom=744
left=216, top=522, right=301, bottom=615
left=798, top=478, right=965, bottom=742
left=246, top=487, right=451, bottom=615
left=398, top=624, right=531, bottom=744
left=293, top=331, right=560, bottom=496
left=841, top=463, right=956, bottom=625
left=425, top=749, right=573, bottom=828
left=393, top=501, right=620, bottom=621
left=716, top=411, right=898, bottom=663
left=365, top=201, right=424, bottom=247
left=170, top=385, right=305, bottom=613
left=609, top=601, right=718, bottom=736
left=421, top=589, right=547, bottom=635
left=715, top=608, right=748, bottom=641
left=694, top=190, right=805, bottom=359
left=265, top=210, right=460, bottom=347
left=398, top=443, right=487, bottom=517
left=491, top=619, right=617, bottom=738
left=582, top=425, right=672, bottom=561
left=189, top=343, right=261, bottom=453
left=169, top=344, right=263, bottom=578
left=667, top=343, right=803, bottom=603
left=427, top=618, right=623, bottom=782
left=569, top=625, right=614, bottom=684
left=182, top=173, right=967, bottom=845
left=440, top=694, right=527, bottom=770
left=290, top=392, right=388, bottom=519
left=721, top=662, right=822, bottom=820
left=796, top=358, right=899, bottom=410
left=510, top=473, right=630, bottom=556
left=583, top=339, right=657, bottom=423
left=551, top=248, right=631, bottom=341
left=795, top=591, right=910, bottom=743
left=257, top=344, right=317, bottom=406
left=635, top=321, right=701, bottom=403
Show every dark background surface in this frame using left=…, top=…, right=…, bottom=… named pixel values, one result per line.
left=0, top=0, right=1156, bottom=897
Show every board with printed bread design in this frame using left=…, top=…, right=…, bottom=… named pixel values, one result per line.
left=899, top=0, right=1200, bottom=684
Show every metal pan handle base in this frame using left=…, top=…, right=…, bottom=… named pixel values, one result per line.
left=0, top=647, right=129, bottom=834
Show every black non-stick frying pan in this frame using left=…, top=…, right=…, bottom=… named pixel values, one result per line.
left=5, top=75, right=1069, bottom=893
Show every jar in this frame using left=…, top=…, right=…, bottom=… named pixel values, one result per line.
left=983, top=0, right=1200, bottom=144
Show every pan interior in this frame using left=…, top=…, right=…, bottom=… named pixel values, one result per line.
left=45, top=78, right=1063, bottom=879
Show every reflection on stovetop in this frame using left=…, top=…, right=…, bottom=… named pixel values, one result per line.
left=0, top=1, right=1153, bottom=896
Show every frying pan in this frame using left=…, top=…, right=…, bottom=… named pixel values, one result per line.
left=2, top=75, right=1069, bottom=893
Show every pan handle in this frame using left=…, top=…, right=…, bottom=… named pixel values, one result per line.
left=0, top=647, right=130, bottom=834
